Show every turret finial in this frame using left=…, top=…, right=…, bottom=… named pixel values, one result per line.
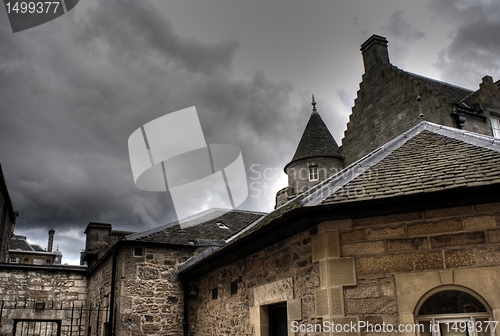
left=312, top=94, right=317, bottom=112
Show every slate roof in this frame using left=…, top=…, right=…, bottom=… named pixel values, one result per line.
left=9, top=235, right=53, bottom=253
left=405, top=71, right=474, bottom=103
left=123, top=208, right=265, bottom=246
left=302, top=121, right=500, bottom=206
left=179, top=121, right=500, bottom=275
left=10, top=236, right=33, bottom=251
left=285, top=111, right=343, bottom=170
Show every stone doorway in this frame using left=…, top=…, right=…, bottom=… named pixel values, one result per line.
left=268, top=302, right=287, bottom=336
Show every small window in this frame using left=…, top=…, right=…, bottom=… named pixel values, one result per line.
left=491, top=117, right=500, bottom=138
left=33, top=259, right=44, bottom=265
left=133, top=247, right=143, bottom=257
left=211, top=288, right=218, bottom=300
left=9, top=257, right=19, bottom=264
left=230, top=281, right=238, bottom=295
left=308, top=166, right=319, bottom=181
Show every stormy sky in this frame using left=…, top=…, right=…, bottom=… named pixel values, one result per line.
left=1, top=0, right=499, bottom=265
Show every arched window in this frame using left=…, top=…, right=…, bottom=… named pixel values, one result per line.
left=415, top=287, right=495, bottom=336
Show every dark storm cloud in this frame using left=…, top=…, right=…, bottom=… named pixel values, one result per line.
left=74, top=0, right=239, bottom=74
left=380, top=10, right=426, bottom=64
left=428, top=0, right=500, bottom=88
left=0, top=0, right=302, bottom=263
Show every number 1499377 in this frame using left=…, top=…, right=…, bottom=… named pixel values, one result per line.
left=5, top=2, right=60, bottom=14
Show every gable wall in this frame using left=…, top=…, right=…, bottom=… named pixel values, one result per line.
left=341, top=64, right=493, bottom=166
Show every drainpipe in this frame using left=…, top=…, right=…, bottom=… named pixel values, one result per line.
left=107, top=248, right=117, bottom=336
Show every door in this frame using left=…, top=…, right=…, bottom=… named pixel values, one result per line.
left=268, top=302, right=287, bottom=336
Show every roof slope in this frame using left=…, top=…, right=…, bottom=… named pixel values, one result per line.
left=302, top=121, right=500, bottom=206
left=179, top=121, right=500, bottom=276
left=405, top=71, right=473, bottom=103
left=10, top=237, right=33, bottom=251
left=286, top=111, right=342, bottom=169
left=124, top=208, right=265, bottom=246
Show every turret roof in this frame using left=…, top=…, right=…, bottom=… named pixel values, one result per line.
left=285, top=96, right=342, bottom=171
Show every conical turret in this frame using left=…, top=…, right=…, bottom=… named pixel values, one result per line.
left=276, top=95, right=344, bottom=207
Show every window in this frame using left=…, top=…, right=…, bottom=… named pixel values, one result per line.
left=491, top=117, right=500, bottom=138
left=211, top=288, right=218, bottom=300
left=416, top=289, right=493, bottom=336
left=33, top=259, right=44, bottom=265
left=308, top=166, right=319, bottom=181
left=230, top=281, right=238, bottom=295
left=133, top=247, right=143, bottom=257
left=9, top=257, right=19, bottom=263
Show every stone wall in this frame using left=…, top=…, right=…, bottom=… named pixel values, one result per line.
left=0, top=183, right=15, bottom=264
left=87, top=243, right=199, bottom=336
left=186, top=201, right=500, bottom=336
left=0, top=265, right=87, bottom=336
left=186, top=229, right=317, bottom=336
left=314, top=202, right=500, bottom=336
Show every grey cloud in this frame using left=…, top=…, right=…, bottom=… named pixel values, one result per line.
left=429, top=0, right=500, bottom=87
left=0, top=0, right=304, bottom=263
left=337, top=88, right=355, bottom=113
left=74, top=0, right=239, bottom=74
left=381, top=10, right=426, bottom=64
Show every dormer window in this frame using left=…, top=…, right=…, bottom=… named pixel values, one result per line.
left=491, top=117, right=500, bottom=138
left=308, top=166, right=319, bottom=181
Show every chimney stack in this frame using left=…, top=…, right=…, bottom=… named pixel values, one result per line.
left=48, top=229, right=55, bottom=252
left=360, top=34, right=390, bottom=73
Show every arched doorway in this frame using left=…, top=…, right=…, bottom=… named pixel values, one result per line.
left=415, top=287, right=496, bottom=336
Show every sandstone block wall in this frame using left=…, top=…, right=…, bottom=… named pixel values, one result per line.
left=187, top=201, right=500, bottom=336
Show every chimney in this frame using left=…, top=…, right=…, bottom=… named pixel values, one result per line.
left=360, top=34, right=390, bottom=73
left=48, top=229, right=55, bottom=252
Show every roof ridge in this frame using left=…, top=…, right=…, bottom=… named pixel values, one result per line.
left=403, top=70, right=474, bottom=94
left=301, top=121, right=500, bottom=206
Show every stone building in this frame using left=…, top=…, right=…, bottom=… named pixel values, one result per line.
left=1, top=34, right=500, bottom=336
left=178, top=35, right=500, bottom=336
left=0, top=164, right=17, bottom=264
left=341, top=34, right=500, bottom=165
left=8, top=231, right=63, bottom=266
